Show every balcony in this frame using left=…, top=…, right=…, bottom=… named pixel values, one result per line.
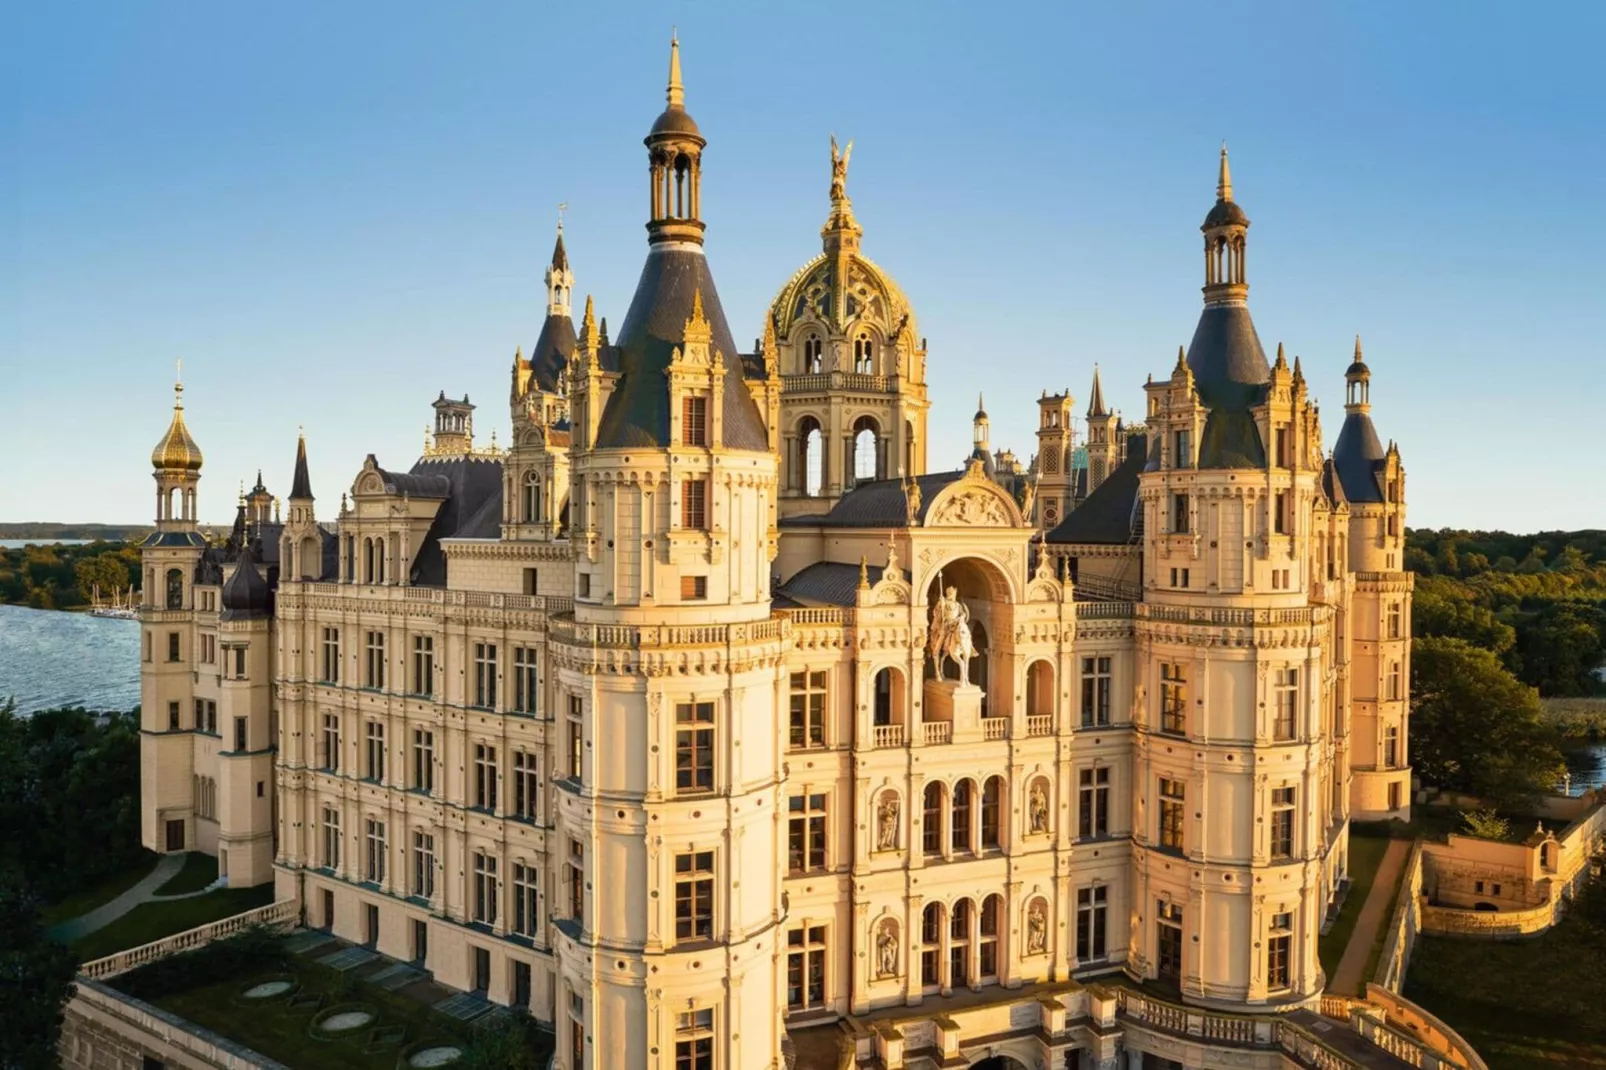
left=922, top=722, right=953, bottom=746
left=780, top=370, right=895, bottom=395
left=871, top=724, right=904, bottom=748
left=981, top=717, right=1008, bottom=741
left=1026, top=714, right=1054, bottom=737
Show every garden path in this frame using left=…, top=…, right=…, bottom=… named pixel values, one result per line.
left=49, top=853, right=186, bottom=941
left=1330, top=837, right=1411, bottom=996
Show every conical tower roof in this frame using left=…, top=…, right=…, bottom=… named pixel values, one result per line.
left=290, top=431, right=314, bottom=500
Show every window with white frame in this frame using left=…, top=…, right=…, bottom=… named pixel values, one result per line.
left=473, top=642, right=498, bottom=708
left=513, top=750, right=539, bottom=822
left=321, top=713, right=340, bottom=772
left=1158, top=777, right=1185, bottom=851
left=674, top=1008, right=714, bottom=1070
left=364, top=630, right=385, bottom=688
left=1271, top=786, right=1296, bottom=858
left=411, top=729, right=434, bottom=793
left=788, top=670, right=827, bottom=749
left=1077, top=885, right=1108, bottom=961
left=321, top=806, right=341, bottom=869
left=1079, top=767, right=1110, bottom=839
left=1268, top=910, right=1293, bottom=988
left=513, top=862, right=540, bottom=938
left=472, top=850, right=498, bottom=925
left=321, top=627, right=340, bottom=683
left=787, top=793, right=827, bottom=874
left=1081, top=656, right=1111, bottom=726
left=411, top=635, right=434, bottom=696
left=513, top=647, right=539, bottom=714
left=1273, top=667, right=1298, bottom=741
left=473, top=743, right=498, bottom=811
left=365, top=720, right=385, bottom=781
left=364, top=818, right=386, bottom=883
left=411, top=830, right=435, bottom=899
left=674, top=851, right=715, bottom=943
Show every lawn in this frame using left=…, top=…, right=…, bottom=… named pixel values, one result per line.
left=1318, top=832, right=1391, bottom=983
left=41, top=852, right=160, bottom=927
left=72, top=884, right=275, bottom=962
left=154, top=852, right=218, bottom=895
left=1405, top=921, right=1606, bottom=1069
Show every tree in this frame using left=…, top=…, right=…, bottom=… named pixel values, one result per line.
left=1410, top=637, right=1565, bottom=810
left=74, top=553, right=130, bottom=604
left=1460, top=808, right=1511, bottom=840
left=0, top=881, right=78, bottom=1070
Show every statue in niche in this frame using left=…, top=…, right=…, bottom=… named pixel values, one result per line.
left=876, top=793, right=899, bottom=851
left=876, top=921, right=898, bottom=978
left=1029, top=782, right=1050, bottom=834
left=1026, top=900, right=1048, bottom=954
left=928, top=586, right=976, bottom=686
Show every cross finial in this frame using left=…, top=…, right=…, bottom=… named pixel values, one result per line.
left=667, top=31, right=684, bottom=108
left=557, top=202, right=568, bottom=232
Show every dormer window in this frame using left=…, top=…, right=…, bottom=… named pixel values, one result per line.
left=522, top=473, right=541, bottom=524
left=682, top=395, right=708, bottom=447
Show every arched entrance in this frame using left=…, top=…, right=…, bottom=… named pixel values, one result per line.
left=924, top=556, right=1013, bottom=718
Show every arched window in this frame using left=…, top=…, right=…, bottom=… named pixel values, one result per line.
left=854, top=332, right=875, bottom=374
left=798, top=417, right=824, bottom=496
left=165, top=568, right=184, bottom=610
left=804, top=335, right=823, bottom=374
left=921, top=902, right=945, bottom=988
left=979, top=894, right=1002, bottom=978
left=852, top=416, right=880, bottom=483
left=362, top=538, right=374, bottom=584
left=981, top=777, right=1003, bottom=849
left=923, top=782, right=946, bottom=856
left=949, top=898, right=973, bottom=987
left=952, top=779, right=975, bottom=853
left=1026, top=660, right=1055, bottom=718
left=872, top=667, right=905, bottom=727
left=523, top=473, right=541, bottom=524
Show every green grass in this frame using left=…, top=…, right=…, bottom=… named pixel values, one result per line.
left=40, top=852, right=159, bottom=927
left=1405, top=921, right=1606, bottom=1070
left=72, top=884, right=275, bottom=962
left=154, top=852, right=218, bottom=895
left=1319, top=833, right=1392, bottom=983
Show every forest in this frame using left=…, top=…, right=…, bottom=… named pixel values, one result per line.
left=0, top=540, right=144, bottom=610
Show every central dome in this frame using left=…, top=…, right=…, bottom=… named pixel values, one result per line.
left=769, top=251, right=917, bottom=344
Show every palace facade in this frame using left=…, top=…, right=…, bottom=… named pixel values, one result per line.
left=137, top=38, right=1414, bottom=1070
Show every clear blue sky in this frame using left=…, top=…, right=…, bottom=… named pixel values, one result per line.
left=4, top=2, right=1603, bottom=530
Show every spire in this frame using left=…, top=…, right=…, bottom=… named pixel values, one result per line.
left=290, top=430, right=314, bottom=501
left=1217, top=141, right=1233, bottom=202
left=667, top=31, right=684, bottom=109
left=151, top=361, right=204, bottom=473
left=1087, top=364, right=1108, bottom=417
left=545, top=215, right=574, bottom=317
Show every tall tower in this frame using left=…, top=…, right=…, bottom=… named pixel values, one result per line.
left=551, top=36, right=786, bottom=1070
left=968, top=393, right=994, bottom=475
left=1129, top=148, right=1336, bottom=1010
left=1033, top=388, right=1075, bottom=530
left=140, top=368, right=207, bottom=856
left=281, top=431, right=322, bottom=582
left=214, top=537, right=276, bottom=886
left=1333, top=337, right=1412, bottom=820
left=507, top=222, right=579, bottom=542
left=771, top=133, right=930, bottom=517
left=1085, top=365, right=1119, bottom=493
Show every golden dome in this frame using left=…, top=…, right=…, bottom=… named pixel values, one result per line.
left=151, top=378, right=203, bottom=473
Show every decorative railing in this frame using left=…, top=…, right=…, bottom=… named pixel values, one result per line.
left=922, top=722, right=953, bottom=746
left=872, top=724, right=905, bottom=748
left=781, top=371, right=893, bottom=395
left=549, top=616, right=787, bottom=651
left=79, top=898, right=299, bottom=981
left=782, top=607, right=847, bottom=625
left=1026, top=714, right=1054, bottom=737
left=982, top=717, right=1008, bottom=741
left=1076, top=600, right=1136, bottom=619
left=1136, top=603, right=1320, bottom=627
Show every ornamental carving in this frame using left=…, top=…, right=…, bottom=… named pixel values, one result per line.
left=930, top=490, right=1010, bottom=528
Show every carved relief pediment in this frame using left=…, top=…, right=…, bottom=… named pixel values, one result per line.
left=928, top=489, right=1013, bottom=528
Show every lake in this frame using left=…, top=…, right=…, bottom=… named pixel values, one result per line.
left=0, top=603, right=141, bottom=713
left=0, top=538, right=94, bottom=549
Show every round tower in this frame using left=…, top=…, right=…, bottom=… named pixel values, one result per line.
left=549, top=36, right=787, bottom=1069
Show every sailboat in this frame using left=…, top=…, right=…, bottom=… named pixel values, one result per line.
left=88, top=583, right=140, bottom=621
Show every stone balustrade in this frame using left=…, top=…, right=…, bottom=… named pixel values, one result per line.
left=982, top=716, right=1008, bottom=740
left=1026, top=714, right=1054, bottom=737
left=872, top=724, right=905, bottom=748
left=549, top=614, right=787, bottom=650
left=922, top=722, right=953, bottom=745
left=78, top=898, right=299, bottom=981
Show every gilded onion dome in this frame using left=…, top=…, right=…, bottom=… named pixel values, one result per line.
left=151, top=374, right=203, bottom=472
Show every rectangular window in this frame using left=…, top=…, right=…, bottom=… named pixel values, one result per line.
left=1274, top=491, right=1289, bottom=534
left=979, top=897, right=999, bottom=978
left=168, top=702, right=180, bottom=731
left=1157, top=900, right=1184, bottom=979
left=321, top=713, right=340, bottom=772
left=321, top=627, right=341, bottom=684
left=206, top=700, right=216, bottom=734
left=1081, top=656, right=1111, bottom=727
left=787, top=793, right=828, bottom=874
left=472, top=851, right=498, bottom=925
left=577, top=573, right=591, bottom=599
left=674, top=851, right=715, bottom=942
left=513, top=647, right=540, bottom=714
left=365, top=630, right=385, bottom=688
left=1170, top=566, right=1190, bottom=588
left=411, top=635, right=434, bottom=696
left=365, top=720, right=385, bottom=781
left=568, top=839, right=584, bottom=924
left=1171, top=493, right=1190, bottom=534
left=473, top=643, right=498, bottom=708
left=786, top=926, right=827, bottom=1011
left=1387, top=601, right=1402, bottom=640
left=1158, top=777, right=1185, bottom=851
left=1273, top=667, right=1298, bottom=741
left=951, top=779, right=973, bottom=853
left=788, top=670, right=827, bottom=749
left=1267, top=911, right=1292, bottom=988
left=921, top=906, right=941, bottom=987
left=168, top=631, right=180, bottom=662
left=234, top=716, right=248, bottom=752
left=923, top=786, right=942, bottom=855
left=513, top=750, right=540, bottom=822
left=674, top=1008, right=714, bottom=1070
left=411, top=830, right=436, bottom=899
left=321, top=806, right=341, bottom=870
left=681, top=479, right=707, bottom=529
left=513, top=862, right=540, bottom=938
left=1079, top=767, right=1110, bottom=839
left=193, top=698, right=204, bottom=728
left=201, top=634, right=215, bottom=664
left=681, top=395, right=708, bottom=447
left=233, top=646, right=246, bottom=679
left=1173, top=428, right=1192, bottom=469
left=568, top=696, right=584, bottom=780
left=680, top=574, right=707, bottom=600
left=522, top=567, right=539, bottom=596
left=1275, top=427, right=1288, bottom=467
left=1384, top=725, right=1400, bottom=768
left=473, top=743, right=498, bottom=812
left=411, top=729, right=434, bottom=793
left=1271, top=786, right=1296, bottom=859
left=675, top=701, right=716, bottom=793
left=1077, top=885, right=1108, bottom=961
left=1387, top=661, right=1402, bottom=701
left=1160, top=663, right=1187, bottom=735
left=364, top=818, right=387, bottom=883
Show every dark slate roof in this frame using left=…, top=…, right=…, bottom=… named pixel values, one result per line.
left=776, top=561, right=882, bottom=607
left=1186, top=304, right=1270, bottom=410
left=376, top=467, right=452, bottom=499
left=551, top=231, right=568, bottom=272
left=290, top=437, right=313, bottom=500
left=220, top=542, right=272, bottom=620
left=406, top=456, right=504, bottom=586
left=777, top=472, right=964, bottom=529
left=1321, top=456, right=1347, bottom=508
left=593, top=245, right=769, bottom=451
left=1332, top=410, right=1386, bottom=503
left=1198, top=407, right=1266, bottom=469
left=1046, top=433, right=1147, bottom=546
left=530, top=312, right=577, bottom=393
left=1204, top=198, right=1249, bottom=228
left=650, top=105, right=703, bottom=138
left=740, top=352, right=767, bottom=380
left=140, top=531, right=207, bottom=548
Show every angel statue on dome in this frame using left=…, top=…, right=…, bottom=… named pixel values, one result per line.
left=830, top=134, right=853, bottom=202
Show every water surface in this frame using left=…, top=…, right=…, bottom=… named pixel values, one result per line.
left=0, top=603, right=140, bottom=712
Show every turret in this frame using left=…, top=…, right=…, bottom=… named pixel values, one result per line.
left=150, top=363, right=203, bottom=532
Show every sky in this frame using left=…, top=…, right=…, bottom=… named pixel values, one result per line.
left=3, top=1, right=1604, bottom=530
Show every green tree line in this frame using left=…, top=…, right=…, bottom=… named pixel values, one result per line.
left=0, top=540, right=142, bottom=610
left=0, top=701, right=146, bottom=1066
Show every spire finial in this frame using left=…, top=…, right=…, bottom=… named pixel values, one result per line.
left=173, top=358, right=185, bottom=408
left=1217, top=141, right=1233, bottom=202
left=1355, top=334, right=1364, bottom=362
left=666, top=32, right=684, bottom=109
left=557, top=202, right=567, bottom=234
left=977, top=392, right=986, bottom=414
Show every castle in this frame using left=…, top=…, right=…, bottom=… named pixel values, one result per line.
left=138, top=37, right=1413, bottom=1070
